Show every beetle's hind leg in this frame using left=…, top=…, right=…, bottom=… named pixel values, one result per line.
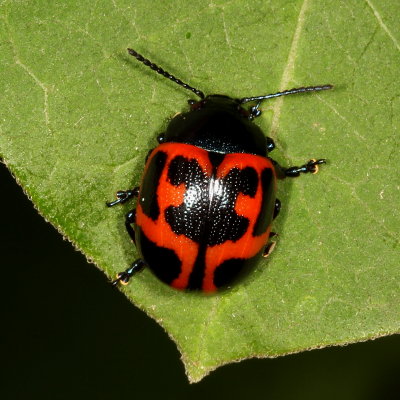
left=263, top=200, right=281, bottom=258
left=263, top=241, right=276, bottom=258
left=112, top=259, right=146, bottom=286
left=263, top=232, right=278, bottom=258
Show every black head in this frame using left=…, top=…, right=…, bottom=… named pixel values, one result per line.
left=189, top=94, right=250, bottom=117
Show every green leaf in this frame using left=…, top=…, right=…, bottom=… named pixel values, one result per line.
left=1, top=0, right=399, bottom=382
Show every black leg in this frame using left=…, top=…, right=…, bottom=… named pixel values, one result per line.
left=157, top=133, right=166, bottom=143
left=273, top=198, right=281, bottom=220
left=107, top=187, right=139, bottom=242
left=106, top=187, right=139, bottom=207
left=266, top=137, right=275, bottom=153
left=112, top=259, right=146, bottom=286
left=249, top=102, right=262, bottom=119
left=284, top=159, right=326, bottom=177
left=107, top=186, right=143, bottom=287
left=273, top=159, right=326, bottom=178
left=125, top=209, right=136, bottom=243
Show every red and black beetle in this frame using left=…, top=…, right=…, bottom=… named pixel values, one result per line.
left=107, top=48, right=332, bottom=292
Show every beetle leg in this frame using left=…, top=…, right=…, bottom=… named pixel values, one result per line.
left=125, top=209, right=137, bottom=243
left=106, top=187, right=139, bottom=207
left=263, top=232, right=278, bottom=258
left=156, top=133, right=166, bottom=143
left=266, top=137, right=275, bottom=153
left=270, top=159, right=286, bottom=179
left=263, top=241, right=277, bottom=258
left=112, top=259, right=146, bottom=286
left=273, top=198, right=281, bottom=220
left=284, top=159, right=326, bottom=177
left=273, top=159, right=326, bottom=178
left=248, top=101, right=262, bottom=119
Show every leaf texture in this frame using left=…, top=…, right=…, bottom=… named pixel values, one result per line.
left=0, top=0, right=399, bottom=382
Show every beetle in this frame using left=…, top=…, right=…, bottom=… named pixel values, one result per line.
left=107, top=48, right=332, bottom=292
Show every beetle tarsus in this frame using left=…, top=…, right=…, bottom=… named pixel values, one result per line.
left=112, top=259, right=145, bottom=286
left=284, top=159, right=326, bottom=177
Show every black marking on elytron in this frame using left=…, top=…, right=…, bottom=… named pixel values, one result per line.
left=165, top=155, right=260, bottom=289
left=187, top=241, right=207, bottom=290
left=165, top=156, right=259, bottom=245
left=137, top=228, right=182, bottom=285
left=166, top=155, right=209, bottom=243
left=237, top=167, right=258, bottom=197
left=140, top=150, right=167, bottom=220
left=207, top=151, right=225, bottom=170
left=213, top=251, right=261, bottom=288
left=213, top=258, right=247, bottom=288
left=206, top=167, right=254, bottom=245
left=252, top=168, right=275, bottom=236
left=166, top=154, right=207, bottom=187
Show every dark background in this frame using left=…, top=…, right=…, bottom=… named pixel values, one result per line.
left=1, top=161, right=399, bottom=400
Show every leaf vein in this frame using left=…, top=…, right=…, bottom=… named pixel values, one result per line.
left=3, top=15, right=51, bottom=131
left=364, top=0, right=400, bottom=52
left=269, top=0, right=310, bottom=138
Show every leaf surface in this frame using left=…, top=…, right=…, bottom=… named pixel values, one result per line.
left=1, top=0, right=399, bottom=382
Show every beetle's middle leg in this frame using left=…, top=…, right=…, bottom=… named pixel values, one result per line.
left=107, top=186, right=140, bottom=243
left=273, top=159, right=326, bottom=178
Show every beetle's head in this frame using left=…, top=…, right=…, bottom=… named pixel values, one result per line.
left=188, top=94, right=252, bottom=119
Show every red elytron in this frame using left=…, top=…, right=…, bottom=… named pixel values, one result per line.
left=134, top=143, right=276, bottom=292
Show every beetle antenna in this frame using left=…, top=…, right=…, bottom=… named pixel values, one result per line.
left=127, top=48, right=205, bottom=99
left=239, top=84, right=333, bottom=104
